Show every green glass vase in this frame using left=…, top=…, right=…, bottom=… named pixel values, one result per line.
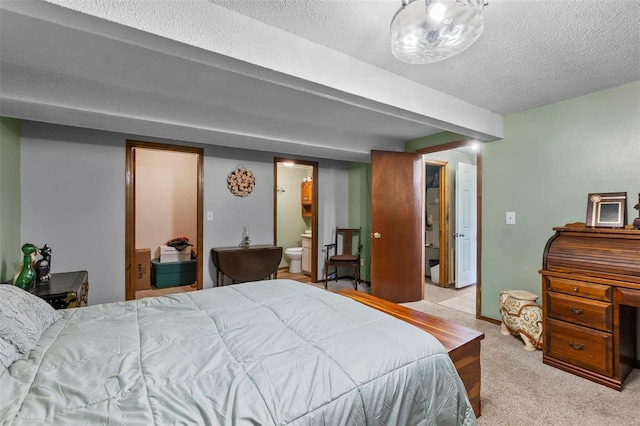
left=15, top=243, right=37, bottom=292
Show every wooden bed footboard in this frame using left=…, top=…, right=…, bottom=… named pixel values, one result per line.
left=337, top=289, right=484, bottom=418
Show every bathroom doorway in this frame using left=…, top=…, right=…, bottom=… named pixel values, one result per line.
left=418, top=140, right=481, bottom=317
left=273, top=158, right=318, bottom=282
left=424, top=159, right=449, bottom=287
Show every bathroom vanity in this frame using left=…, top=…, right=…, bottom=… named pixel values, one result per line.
left=301, top=234, right=312, bottom=275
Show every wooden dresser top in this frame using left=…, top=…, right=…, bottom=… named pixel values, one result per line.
left=542, top=226, right=640, bottom=286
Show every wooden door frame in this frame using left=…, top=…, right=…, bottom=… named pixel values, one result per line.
left=125, top=140, right=204, bottom=301
left=424, top=159, right=450, bottom=288
left=418, top=140, right=482, bottom=318
left=273, top=158, right=319, bottom=282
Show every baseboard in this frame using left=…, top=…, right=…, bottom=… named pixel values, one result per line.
left=479, top=315, right=501, bottom=325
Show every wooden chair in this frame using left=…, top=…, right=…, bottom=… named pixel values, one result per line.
left=324, top=227, right=362, bottom=290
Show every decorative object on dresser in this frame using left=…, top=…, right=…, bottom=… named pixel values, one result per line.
left=34, top=244, right=52, bottom=284
left=13, top=243, right=38, bottom=292
left=32, top=270, right=88, bottom=310
left=239, top=226, right=251, bottom=247
left=540, top=225, right=639, bottom=390
left=586, top=192, right=627, bottom=228
left=499, top=290, right=543, bottom=351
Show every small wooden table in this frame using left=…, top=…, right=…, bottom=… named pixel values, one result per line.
left=210, top=245, right=283, bottom=286
left=33, top=270, right=89, bottom=309
left=337, top=289, right=484, bottom=417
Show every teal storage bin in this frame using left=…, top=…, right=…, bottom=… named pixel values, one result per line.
left=151, top=258, right=196, bottom=288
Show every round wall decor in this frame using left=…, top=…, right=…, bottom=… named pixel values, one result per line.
left=227, top=165, right=255, bottom=197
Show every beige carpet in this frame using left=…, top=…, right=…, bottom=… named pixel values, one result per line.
left=401, top=299, right=640, bottom=425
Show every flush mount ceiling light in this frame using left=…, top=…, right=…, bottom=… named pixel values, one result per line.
left=391, top=0, right=487, bottom=64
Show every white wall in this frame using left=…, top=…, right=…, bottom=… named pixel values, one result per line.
left=20, top=121, right=349, bottom=304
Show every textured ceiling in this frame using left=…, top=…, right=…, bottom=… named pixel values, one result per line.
left=0, top=0, right=638, bottom=161
left=210, top=0, right=640, bottom=115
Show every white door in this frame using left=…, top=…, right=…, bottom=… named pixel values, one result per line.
left=455, top=162, right=477, bottom=288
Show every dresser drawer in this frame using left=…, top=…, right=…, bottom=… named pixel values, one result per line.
left=547, top=277, right=612, bottom=302
left=546, top=318, right=612, bottom=377
left=547, top=292, right=612, bottom=332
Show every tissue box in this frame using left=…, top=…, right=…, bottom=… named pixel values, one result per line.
left=159, top=245, right=192, bottom=263
left=151, top=259, right=196, bottom=288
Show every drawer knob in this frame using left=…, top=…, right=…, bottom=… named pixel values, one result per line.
left=569, top=341, right=584, bottom=350
left=573, top=286, right=579, bottom=292
left=569, top=307, right=584, bottom=315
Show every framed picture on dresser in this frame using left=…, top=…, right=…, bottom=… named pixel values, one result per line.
left=586, top=192, right=627, bottom=228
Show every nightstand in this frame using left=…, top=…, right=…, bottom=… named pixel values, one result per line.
left=33, top=270, right=89, bottom=309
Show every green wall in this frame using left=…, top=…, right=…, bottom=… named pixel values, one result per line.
left=348, top=162, right=372, bottom=282
left=482, top=81, right=639, bottom=320
left=405, top=131, right=467, bottom=152
left=349, top=81, right=640, bottom=321
left=0, top=117, right=21, bottom=283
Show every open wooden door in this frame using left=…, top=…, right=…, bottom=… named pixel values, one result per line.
left=371, top=150, right=424, bottom=303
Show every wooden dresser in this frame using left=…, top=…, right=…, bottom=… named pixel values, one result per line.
left=540, top=226, right=640, bottom=390
left=33, top=270, right=88, bottom=309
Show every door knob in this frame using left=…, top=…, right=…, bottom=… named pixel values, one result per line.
left=373, top=232, right=381, bottom=239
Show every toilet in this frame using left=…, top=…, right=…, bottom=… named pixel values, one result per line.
left=284, top=247, right=303, bottom=273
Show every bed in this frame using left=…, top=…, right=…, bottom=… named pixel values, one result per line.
left=1, top=279, right=477, bottom=425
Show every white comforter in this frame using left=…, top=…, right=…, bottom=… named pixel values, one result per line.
left=1, top=279, right=475, bottom=425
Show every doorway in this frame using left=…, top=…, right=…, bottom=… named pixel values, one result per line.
left=273, top=158, right=318, bottom=282
left=125, top=140, right=204, bottom=301
left=418, top=140, right=481, bottom=317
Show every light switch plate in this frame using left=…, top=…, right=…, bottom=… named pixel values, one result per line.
left=506, top=211, right=516, bottom=225
left=206, top=211, right=213, bottom=221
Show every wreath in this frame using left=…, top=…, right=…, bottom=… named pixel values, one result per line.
left=227, top=165, right=256, bottom=197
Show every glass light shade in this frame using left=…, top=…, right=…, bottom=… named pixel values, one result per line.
left=391, top=0, right=485, bottom=64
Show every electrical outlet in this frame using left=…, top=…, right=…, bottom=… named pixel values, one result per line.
left=506, top=211, right=516, bottom=225
left=360, top=258, right=364, bottom=266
